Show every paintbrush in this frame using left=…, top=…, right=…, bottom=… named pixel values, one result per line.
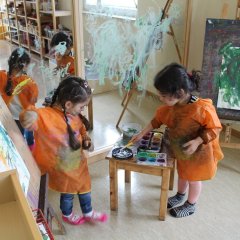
left=117, top=141, right=133, bottom=153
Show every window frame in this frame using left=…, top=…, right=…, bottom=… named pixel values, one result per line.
left=83, top=0, right=138, bottom=19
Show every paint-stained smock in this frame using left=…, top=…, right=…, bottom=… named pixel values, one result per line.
left=151, top=98, right=224, bottom=181
left=0, top=70, right=38, bottom=120
left=59, top=55, right=75, bottom=75
left=21, top=107, right=91, bottom=194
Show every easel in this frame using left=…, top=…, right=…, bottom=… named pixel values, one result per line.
left=218, top=1, right=240, bottom=150
left=116, top=0, right=193, bottom=128
left=221, top=120, right=240, bottom=149
left=0, top=96, right=66, bottom=235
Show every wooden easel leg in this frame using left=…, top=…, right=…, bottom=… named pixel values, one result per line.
left=225, top=124, right=232, bottom=143
left=121, top=92, right=128, bottom=106
left=38, top=174, right=66, bottom=235
left=88, top=98, right=93, bottom=130
left=47, top=204, right=66, bottom=235
left=116, top=90, right=134, bottom=128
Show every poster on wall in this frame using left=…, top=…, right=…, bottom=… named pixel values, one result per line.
left=200, top=19, right=240, bottom=120
left=0, top=121, right=30, bottom=195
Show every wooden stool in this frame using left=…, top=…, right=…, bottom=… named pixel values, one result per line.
left=105, top=149, right=175, bottom=221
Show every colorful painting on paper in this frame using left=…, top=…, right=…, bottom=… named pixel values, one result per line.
left=0, top=121, right=30, bottom=195
left=200, top=19, right=240, bottom=120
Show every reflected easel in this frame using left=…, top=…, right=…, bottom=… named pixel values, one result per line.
left=116, top=0, right=193, bottom=128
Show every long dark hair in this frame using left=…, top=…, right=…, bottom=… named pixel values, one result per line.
left=154, top=63, right=201, bottom=98
left=6, top=48, right=30, bottom=96
left=51, top=76, right=91, bottom=150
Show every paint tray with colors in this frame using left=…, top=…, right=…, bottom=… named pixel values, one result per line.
left=136, top=152, right=167, bottom=166
left=138, top=131, right=163, bottom=153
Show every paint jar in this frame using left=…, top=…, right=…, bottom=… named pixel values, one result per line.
left=148, top=153, right=156, bottom=158
left=151, top=141, right=160, bottom=146
left=150, top=147, right=159, bottom=151
left=148, top=157, right=156, bottom=162
left=137, top=152, right=148, bottom=158
left=152, top=137, right=161, bottom=142
left=142, top=136, right=150, bottom=140
left=138, top=157, right=147, bottom=162
left=139, top=145, right=148, bottom=150
left=144, top=133, right=152, bottom=137
left=141, top=140, right=149, bottom=145
left=156, top=158, right=165, bottom=163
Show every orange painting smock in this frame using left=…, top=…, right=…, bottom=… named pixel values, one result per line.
left=0, top=71, right=38, bottom=110
left=59, top=55, right=75, bottom=75
left=151, top=98, right=224, bottom=181
left=25, top=107, right=91, bottom=194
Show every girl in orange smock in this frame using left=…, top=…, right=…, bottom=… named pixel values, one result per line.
left=50, top=31, right=75, bottom=77
left=20, top=77, right=107, bottom=225
left=131, top=63, right=223, bottom=218
left=0, top=47, right=38, bottom=148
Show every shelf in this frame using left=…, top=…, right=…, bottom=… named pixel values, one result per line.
left=17, top=14, right=26, bottom=18
left=25, top=1, right=36, bottom=3
left=9, top=26, right=17, bottom=29
left=19, top=29, right=27, bottom=32
left=12, top=39, right=19, bottom=44
left=30, top=47, right=40, bottom=54
left=20, top=43, right=29, bottom=48
left=42, top=36, right=51, bottom=41
left=8, top=13, right=16, bottom=16
left=40, top=10, right=71, bottom=17
left=27, top=17, right=37, bottom=21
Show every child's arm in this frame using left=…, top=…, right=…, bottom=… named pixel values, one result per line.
left=183, top=104, right=222, bottom=156
left=131, top=122, right=154, bottom=143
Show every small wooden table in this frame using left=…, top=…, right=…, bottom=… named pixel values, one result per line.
left=106, top=143, right=175, bottom=221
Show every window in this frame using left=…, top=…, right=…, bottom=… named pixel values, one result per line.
left=84, top=0, right=138, bottom=18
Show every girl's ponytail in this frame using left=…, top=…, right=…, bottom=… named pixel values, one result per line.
left=63, top=108, right=81, bottom=150
left=188, top=70, right=201, bottom=92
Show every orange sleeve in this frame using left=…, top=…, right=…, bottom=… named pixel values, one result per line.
left=151, top=105, right=171, bottom=129
left=0, top=71, right=7, bottom=94
left=19, top=77, right=39, bottom=108
left=198, top=104, right=222, bottom=144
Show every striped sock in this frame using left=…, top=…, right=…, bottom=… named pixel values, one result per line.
left=167, top=192, right=186, bottom=209
left=169, top=201, right=196, bottom=218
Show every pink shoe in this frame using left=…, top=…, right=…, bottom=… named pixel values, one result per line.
left=62, top=213, right=85, bottom=225
left=84, top=211, right=108, bottom=223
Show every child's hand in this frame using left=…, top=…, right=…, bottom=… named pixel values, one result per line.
left=131, top=132, right=144, bottom=143
left=182, top=137, right=203, bottom=155
left=82, top=136, right=92, bottom=150
left=20, top=111, right=38, bottom=130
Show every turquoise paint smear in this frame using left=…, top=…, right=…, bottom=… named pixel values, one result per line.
left=85, top=5, right=181, bottom=91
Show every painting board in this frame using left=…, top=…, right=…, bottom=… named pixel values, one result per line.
left=200, top=18, right=240, bottom=120
left=0, top=96, right=40, bottom=208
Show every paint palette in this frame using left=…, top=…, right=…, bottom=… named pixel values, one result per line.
left=112, top=147, right=133, bottom=160
left=138, top=131, right=163, bottom=153
left=136, top=152, right=167, bottom=166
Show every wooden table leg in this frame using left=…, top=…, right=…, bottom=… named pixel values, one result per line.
left=109, top=160, right=118, bottom=210
left=169, top=160, right=175, bottom=190
left=159, top=169, right=170, bottom=220
left=125, top=170, right=131, bottom=183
